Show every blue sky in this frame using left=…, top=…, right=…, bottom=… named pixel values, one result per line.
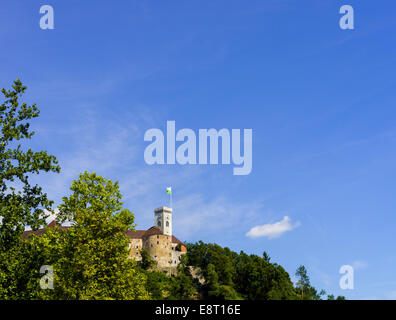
left=1, top=0, right=396, bottom=299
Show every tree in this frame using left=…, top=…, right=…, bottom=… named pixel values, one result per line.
left=0, top=79, right=60, bottom=299
left=295, top=265, right=310, bottom=300
left=186, top=242, right=297, bottom=300
left=313, top=289, right=327, bottom=300
left=263, top=251, right=271, bottom=262
left=28, top=172, right=149, bottom=299
left=294, top=266, right=332, bottom=300
left=144, top=270, right=172, bottom=299
left=169, top=270, right=196, bottom=300
left=235, top=252, right=296, bottom=300
left=139, top=248, right=156, bottom=270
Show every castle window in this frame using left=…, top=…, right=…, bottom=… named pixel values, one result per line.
left=166, top=221, right=169, bottom=227
left=157, top=241, right=159, bottom=244
left=158, top=220, right=161, bottom=227
left=136, top=246, right=138, bottom=249
left=157, top=235, right=159, bottom=239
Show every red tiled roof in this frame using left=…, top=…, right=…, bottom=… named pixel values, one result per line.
left=22, top=221, right=185, bottom=246
left=142, top=226, right=162, bottom=237
left=172, top=235, right=184, bottom=246
left=22, top=228, right=47, bottom=239
left=48, top=220, right=57, bottom=228
left=125, top=226, right=184, bottom=245
left=22, top=220, right=69, bottom=239
left=125, top=229, right=147, bottom=239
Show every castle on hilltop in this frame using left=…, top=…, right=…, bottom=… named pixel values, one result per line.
left=22, top=206, right=187, bottom=274
left=126, top=206, right=187, bottom=274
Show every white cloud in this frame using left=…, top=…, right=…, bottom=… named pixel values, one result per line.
left=246, top=216, right=300, bottom=239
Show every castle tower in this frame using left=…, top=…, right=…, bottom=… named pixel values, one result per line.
left=154, top=206, right=172, bottom=236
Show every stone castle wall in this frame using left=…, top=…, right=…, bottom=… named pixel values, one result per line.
left=128, top=235, right=187, bottom=274
left=143, top=234, right=173, bottom=269
left=129, top=238, right=143, bottom=260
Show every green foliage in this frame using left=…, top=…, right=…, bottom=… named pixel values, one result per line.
left=0, top=79, right=60, bottom=245
left=234, top=251, right=297, bottom=300
left=26, top=172, right=149, bottom=299
left=295, top=265, right=311, bottom=299
left=169, top=270, right=196, bottom=300
left=179, top=243, right=342, bottom=301
left=263, top=251, right=271, bottom=262
left=144, top=270, right=171, bottom=299
left=139, top=248, right=157, bottom=270
left=186, top=242, right=236, bottom=288
left=141, top=257, right=197, bottom=300
left=203, top=263, right=240, bottom=300
left=294, top=266, right=335, bottom=300
left=185, top=241, right=297, bottom=300
left=137, top=242, right=344, bottom=301
left=57, top=171, right=135, bottom=231
left=0, top=79, right=60, bottom=299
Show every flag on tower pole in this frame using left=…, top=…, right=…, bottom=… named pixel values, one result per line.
left=166, top=187, right=172, bottom=208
